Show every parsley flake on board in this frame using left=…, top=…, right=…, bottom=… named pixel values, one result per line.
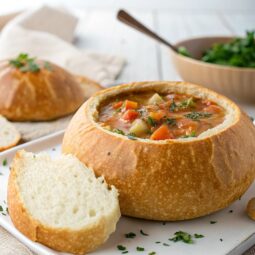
left=125, top=232, right=136, bottom=238
left=117, top=245, right=126, bottom=251
left=136, top=247, right=145, bottom=251
left=140, top=229, right=149, bottom=236
left=169, top=231, right=194, bottom=244
left=194, top=233, right=204, bottom=239
left=122, top=251, right=128, bottom=254
left=2, top=159, right=7, bottom=166
left=0, top=205, right=3, bottom=212
left=148, top=252, right=156, bottom=255
left=210, top=221, right=217, bottom=224
left=184, top=111, right=212, bottom=121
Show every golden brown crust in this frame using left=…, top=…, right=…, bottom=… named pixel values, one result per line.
left=247, top=198, right=255, bottom=220
left=62, top=81, right=255, bottom=220
left=7, top=151, right=117, bottom=255
left=0, top=60, right=86, bottom=121
left=75, top=75, right=103, bottom=99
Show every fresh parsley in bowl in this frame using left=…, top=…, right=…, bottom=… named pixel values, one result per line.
left=178, top=31, right=255, bottom=68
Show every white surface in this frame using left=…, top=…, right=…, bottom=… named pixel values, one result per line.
left=0, top=131, right=255, bottom=255
left=0, top=1, right=255, bottom=113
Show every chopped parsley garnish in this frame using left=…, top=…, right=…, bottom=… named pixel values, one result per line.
left=163, top=243, right=170, bottom=246
left=194, top=234, right=204, bottom=239
left=147, top=116, right=157, bottom=127
left=113, top=129, right=125, bottom=135
left=122, top=251, right=128, bottom=254
left=155, top=241, right=161, bottom=244
left=148, top=252, right=156, bottom=255
left=9, top=53, right=40, bottom=73
left=165, top=118, right=176, bottom=126
left=2, top=159, right=7, bottom=166
left=179, top=98, right=195, bottom=109
left=170, top=101, right=177, bottom=112
left=140, top=229, right=149, bottom=236
left=136, top=247, right=145, bottom=251
left=117, top=245, right=127, bottom=251
left=210, top=221, right=217, bottom=224
left=0, top=205, right=3, bottom=212
left=169, top=231, right=194, bottom=244
left=184, top=111, right=212, bottom=121
left=125, top=232, right=136, bottom=238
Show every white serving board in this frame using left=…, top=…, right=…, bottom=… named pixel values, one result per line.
left=0, top=130, right=254, bottom=255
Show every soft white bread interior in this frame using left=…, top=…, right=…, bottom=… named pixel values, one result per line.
left=0, top=115, right=20, bottom=151
left=8, top=150, right=120, bottom=255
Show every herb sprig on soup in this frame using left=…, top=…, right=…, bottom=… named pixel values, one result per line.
left=98, top=92, right=225, bottom=140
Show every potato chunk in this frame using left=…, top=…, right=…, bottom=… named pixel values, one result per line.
left=129, top=119, right=148, bottom=136
left=148, top=93, right=164, bottom=105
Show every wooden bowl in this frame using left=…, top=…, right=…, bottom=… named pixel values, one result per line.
left=171, top=37, right=255, bottom=103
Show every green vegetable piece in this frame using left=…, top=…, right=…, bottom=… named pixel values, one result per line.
left=147, top=116, right=157, bottom=127
left=165, top=118, right=176, bottom=126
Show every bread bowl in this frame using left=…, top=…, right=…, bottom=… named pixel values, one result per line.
left=62, top=81, right=255, bottom=221
left=0, top=53, right=100, bottom=121
left=8, top=150, right=120, bottom=254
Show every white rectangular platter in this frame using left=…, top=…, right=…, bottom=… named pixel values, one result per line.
left=0, top=130, right=254, bottom=255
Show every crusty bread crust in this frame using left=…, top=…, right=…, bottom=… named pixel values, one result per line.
left=75, top=75, right=103, bottom=99
left=62, top=81, right=255, bottom=220
left=8, top=151, right=120, bottom=255
left=0, top=60, right=86, bottom=121
left=0, top=116, right=20, bottom=151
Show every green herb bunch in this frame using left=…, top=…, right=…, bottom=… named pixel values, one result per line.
left=9, top=53, right=52, bottom=72
left=202, top=31, right=255, bottom=67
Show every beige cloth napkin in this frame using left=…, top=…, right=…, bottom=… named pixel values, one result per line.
left=0, top=5, right=125, bottom=85
left=0, top=6, right=125, bottom=255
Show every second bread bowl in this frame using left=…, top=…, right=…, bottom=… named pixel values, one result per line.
left=62, top=81, right=255, bottom=221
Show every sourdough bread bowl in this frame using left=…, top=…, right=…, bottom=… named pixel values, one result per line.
left=0, top=53, right=102, bottom=121
left=62, top=81, right=255, bottom=221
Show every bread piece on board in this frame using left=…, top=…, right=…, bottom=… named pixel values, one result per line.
left=8, top=150, right=120, bottom=254
left=0, top=115, right=20, bottom=151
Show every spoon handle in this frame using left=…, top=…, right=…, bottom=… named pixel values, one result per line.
left=117, top=9, right=178, bottom=52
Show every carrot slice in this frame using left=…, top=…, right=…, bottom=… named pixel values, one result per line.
left=113, top=101, right=123, bottom=109
left=150, top=124, right=173, bottom=140
left=125, top=100, right=138, bottom=110
left=122, top=110, right=139, bottom=121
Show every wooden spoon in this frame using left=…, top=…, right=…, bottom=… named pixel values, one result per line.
left=117, top=9, right=178, bottom=53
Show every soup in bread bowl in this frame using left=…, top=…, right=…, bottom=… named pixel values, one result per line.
left=62, top=81, right=255, bottom=221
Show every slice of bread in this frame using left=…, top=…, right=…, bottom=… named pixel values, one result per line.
left=8, top=150, right=120, bottom=254
left=0, top=115, right=20, bottom=152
